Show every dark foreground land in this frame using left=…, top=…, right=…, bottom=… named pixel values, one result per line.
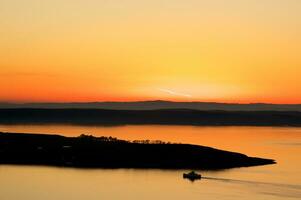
left=1, top=108, right=301, bottom=126
left=0, top=132, right=275, bottom=169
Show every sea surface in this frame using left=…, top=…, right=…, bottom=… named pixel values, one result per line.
left=0, top=125, right=300, bottom=200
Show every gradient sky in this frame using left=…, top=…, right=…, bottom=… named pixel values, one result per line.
left=0, top=0, right=300, bottom=103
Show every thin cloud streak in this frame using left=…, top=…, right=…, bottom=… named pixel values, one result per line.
left=158, top=88, right=192, bottom=98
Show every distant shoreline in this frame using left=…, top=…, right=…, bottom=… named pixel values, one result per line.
left=1, top=108, right=301, bottom=127
left=0, top=132, right=275, bottom=169
left=1, top=100, right=301, bottom=111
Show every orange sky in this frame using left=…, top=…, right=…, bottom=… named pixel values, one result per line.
left=0, top=0, right=300, bottom=103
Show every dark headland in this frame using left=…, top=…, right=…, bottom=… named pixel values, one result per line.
left=0, top=132, right=275, bottom=169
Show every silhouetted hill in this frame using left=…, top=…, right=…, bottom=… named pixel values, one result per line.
left=0, top=132, right=275, bottom=169
left=1, top=100, right=301, bottom=111
left=0, top=108, right=301, bottom=126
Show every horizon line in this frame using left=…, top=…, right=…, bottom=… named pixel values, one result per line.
left=1, top=100, right=301, bottom=106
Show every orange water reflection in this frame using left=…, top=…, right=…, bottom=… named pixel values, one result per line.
left=0, top=125, right=301, bottom=200
left=0, top=125, right=300, bottom=185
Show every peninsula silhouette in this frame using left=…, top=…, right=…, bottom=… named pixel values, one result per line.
left=0, top=132, right=275, bottom=169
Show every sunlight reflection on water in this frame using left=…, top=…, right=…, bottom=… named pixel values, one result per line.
left=0, top=125, right=300, bottom=200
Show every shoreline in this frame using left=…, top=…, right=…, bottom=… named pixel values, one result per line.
left=1, top=109, right=301, bottom=127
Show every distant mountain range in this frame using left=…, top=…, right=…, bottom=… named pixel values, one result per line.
left=1, top=100, right=301, bottom=111
left=1, top=109, right=301, bottom=126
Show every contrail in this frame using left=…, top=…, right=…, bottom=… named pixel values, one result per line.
left=158, top=88, right=192, bottom=98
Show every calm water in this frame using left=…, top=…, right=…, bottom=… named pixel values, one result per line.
left=0, top=125, right=301, bottom=200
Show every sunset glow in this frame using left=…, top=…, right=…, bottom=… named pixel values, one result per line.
left=0, top=0, right=300, bottom=103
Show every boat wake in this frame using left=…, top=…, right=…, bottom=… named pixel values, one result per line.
left=202, top=176, right=301, bottom=199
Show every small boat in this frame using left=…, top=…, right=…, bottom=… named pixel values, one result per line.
left=183, top=171, right=202, bottom=181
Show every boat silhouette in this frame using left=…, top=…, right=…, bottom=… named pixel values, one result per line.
left=183, top=171, right=202, bottom=181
